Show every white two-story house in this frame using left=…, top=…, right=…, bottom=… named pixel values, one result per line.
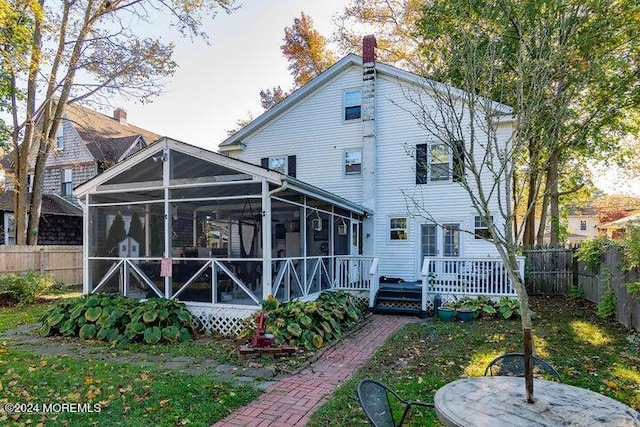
left=219, top=36, right=514, bottom=283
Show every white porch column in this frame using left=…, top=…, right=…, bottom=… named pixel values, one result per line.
left=261, top=178, right=272, bottom=300
left=83, top=193, right=90, bottom=294
left=162, top=143, right=171, bottom=298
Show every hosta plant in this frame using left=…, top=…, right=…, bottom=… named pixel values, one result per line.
left=239, top=291, right=365, bottom=351
left=40, top=294, right=198, bottom=345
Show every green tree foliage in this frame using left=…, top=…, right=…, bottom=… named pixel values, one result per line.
left=7, top=0, right=236, bottom=245
left=417, top=0, right=640, bottom=246
left=103, top=213, right=126, bottom=257
left=282, top=12, right=336, bottom=89
left=149, top=214, right=163, bottom=257
left=333, top=0, right=425, bottom=71
left=128, top=212, right=145, bottom=256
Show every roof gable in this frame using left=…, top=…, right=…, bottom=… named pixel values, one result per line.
left=219, top=54, right=513, bottom=150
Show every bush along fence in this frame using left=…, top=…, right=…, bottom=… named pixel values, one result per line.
left=0, top=245, right=82, bottom=285
left=524, top=231, right=640, bottom=331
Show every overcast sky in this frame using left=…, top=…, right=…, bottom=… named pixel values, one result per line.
left=115, top=0, right=349, bottom=151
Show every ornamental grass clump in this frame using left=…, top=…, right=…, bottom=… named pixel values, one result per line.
left=40, top=294, right=198, bottom=345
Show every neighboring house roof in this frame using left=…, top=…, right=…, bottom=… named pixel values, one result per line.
left=64, top=103, right=162, bottom=163
left=598, top=213, right=640, bottom=230
left=219, top=53, right=514, bottom=151
left=1, top=103, right=163, bottom=170
left=0, top=191, right=82, bottom=216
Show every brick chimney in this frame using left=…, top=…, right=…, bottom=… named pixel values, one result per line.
left=361, top=35, right=377, bottom=256
left=362, top=35, right=377, bottom=65
left=113, top=108, right=127, bottom=125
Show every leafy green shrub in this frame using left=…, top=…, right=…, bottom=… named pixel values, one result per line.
left=576, top=236, right=615, bottom=270
left=0, top=270, right=60, bottom=305
left=568, top=283, right=585, bottom=299
left=443, top=296, right=496, bottom=318
left=597, top=286, right=616, bottom=319
left=40, top=294, right=197, bottom=345
left=496, top=297, right=521, bottom=319
left=240, top=291, right=365, bottom=351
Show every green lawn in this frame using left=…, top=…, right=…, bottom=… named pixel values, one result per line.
left=2, top=294, right=638, bottom=426
left=308, top=296, right=640, bottom=426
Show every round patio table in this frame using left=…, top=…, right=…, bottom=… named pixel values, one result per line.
left=434, top=376, right=640, bottom=427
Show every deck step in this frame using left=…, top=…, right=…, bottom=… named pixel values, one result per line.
left=372, top=305, right=424, bottom=316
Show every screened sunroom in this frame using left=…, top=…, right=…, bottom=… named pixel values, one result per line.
left=74, top=138, right=375, bottom=334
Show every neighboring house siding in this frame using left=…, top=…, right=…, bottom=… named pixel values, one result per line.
left=44, top=118, right=98, bottom=204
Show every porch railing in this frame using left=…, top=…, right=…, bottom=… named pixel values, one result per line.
left=271, top=255, right=378, bottom=301
left=421, top=257, right=524, bottom=310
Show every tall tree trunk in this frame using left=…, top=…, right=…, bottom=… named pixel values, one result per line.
left=536, top=188, right=550, bottom=246
left=523, top=171, right=537, bottom=247
left=547, top=149, right=560, bottom=246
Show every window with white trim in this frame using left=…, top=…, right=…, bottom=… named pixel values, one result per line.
left=580, top=220, right=587, bottom=231
left=268, top=156, right=287, bottom=174
left=56, top=124, right=64, bottom=150
left=344, top=149, right=362, bottom=175
left=416, top=141, right=465, bottom=184
left=474, top=215, right=492, bottom=239
left=344, top=90, right=362, bottom=121
left=61, top=169, right=73, bottom=196
left=389, top=217, right=408, bottom=241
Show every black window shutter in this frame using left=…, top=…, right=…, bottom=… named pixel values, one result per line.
left=260, top=157, right=269, bottom=169
left=287, top=155, right=296, bottom=178
left=453, top=141, right=465, bottom=182
left=416, top=144, right=428, bottom=184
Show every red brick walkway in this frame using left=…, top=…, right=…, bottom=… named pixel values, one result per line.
left=213, top=315, right=415, bottom=427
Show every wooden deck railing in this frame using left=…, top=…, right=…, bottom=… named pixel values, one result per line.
left=421, top=257, right=524, bottom=310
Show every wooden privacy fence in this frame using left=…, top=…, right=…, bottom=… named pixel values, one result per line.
left=524, top=246, right=640, bottom=331
left=0, top=245, right=83, bottom=285
left=524, top=248, right=575, bottom=295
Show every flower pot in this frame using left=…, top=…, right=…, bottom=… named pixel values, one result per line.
left=456, top=309, right=475, bottom=322
left=438, top=308, right=456, bottom=321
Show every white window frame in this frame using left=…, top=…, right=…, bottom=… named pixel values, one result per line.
left=344, top=149, right=362, bottom=176
left=56, top=124, right=64, bottom=150
left=474, top=215, right=493, bottom=240
left=389, top=217, right=408, bottom=241
left=343, top=90, right=362, bottom=121
left=429, top=143, right=452, bottom=182
left=61, top=168, right=73, bottom=196
left=268, top=156, right=287, bottom=175
left=4, top=212, right=15, bottom=245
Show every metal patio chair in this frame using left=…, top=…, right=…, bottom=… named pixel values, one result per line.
left=484, top=353, right=562, bottom=382
left=357, top=379, right=434, bottom=427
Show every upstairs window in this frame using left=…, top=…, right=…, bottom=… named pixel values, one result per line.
left=61, top=169, right=73, bottom=196
left=344, top=90, right=362, bottom=121
left=261, top=155, right=296, bottom=178
left=416, top=141, right=465, bottom=184
left=56, top=124, right=64, bottom=150
left=344, top=149, right=362, bottom=175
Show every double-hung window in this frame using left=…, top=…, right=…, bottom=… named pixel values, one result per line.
left=61, top=169, right=73, bottom=196
left=261, top=156, right=297, bottom=177
left=474, top=215, right=492, bottom=239
left=416, top=141, right=465, bottom=184
left=56, top=124, right=64, bottom=150
left=580, top=220, right=587, bottom=231
left=389, top=217, right=408, bottom=241
left=344, top=90, right=362, bottom=121
left=344, top=149, right=362, bottom=175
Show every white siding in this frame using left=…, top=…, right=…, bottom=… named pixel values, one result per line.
left=231, top=63, right=510, bottom=280
left=231, top=65, right=365, bottom=204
